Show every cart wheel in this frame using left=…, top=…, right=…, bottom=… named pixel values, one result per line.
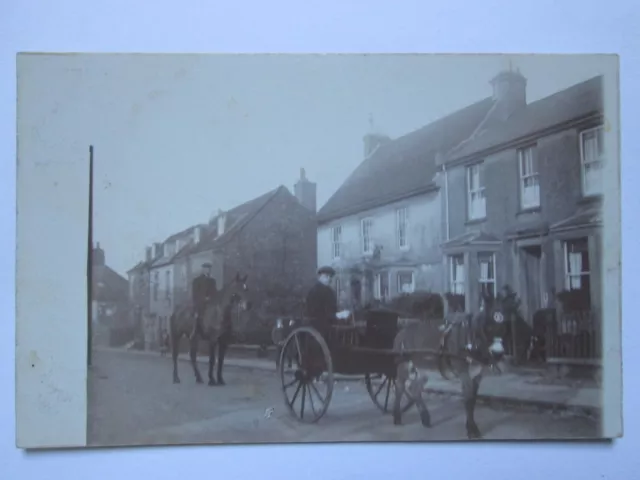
left=365, top=373, right=414, bottom=414
left=279, top=327, right=334, bottom=424
left=437, top=348, right=459, bottom=380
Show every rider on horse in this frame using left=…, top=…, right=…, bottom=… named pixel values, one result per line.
left=191, top=262, right=218, bottom=338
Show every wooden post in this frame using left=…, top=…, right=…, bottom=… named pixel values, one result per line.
left=87, top=145, right=94, bottom=367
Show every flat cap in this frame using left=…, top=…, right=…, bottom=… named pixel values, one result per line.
left=202, top=262, right=212, bottom=268
left=317, top=266, right=336, bottom=276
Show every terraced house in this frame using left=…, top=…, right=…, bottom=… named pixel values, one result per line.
left=439, top=70, right=605, bottom=328
left=318, top=66, right=609, bottom=340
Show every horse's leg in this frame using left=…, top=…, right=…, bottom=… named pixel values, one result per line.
left=407, top=366, right=431, bottom=428
left=393, top=361, right=411, bottom=426
left=189, top=332, right=204, bottom=384
left=207, top=339, right=217, bottom=386
left=216, top=334, right=229, bottom=385
left=460, top=366, right=483, bottom=439
left=171, top=327, right=181, bottom=384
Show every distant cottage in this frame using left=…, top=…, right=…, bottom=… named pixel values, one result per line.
left=92, top=243, right=131, bottom=347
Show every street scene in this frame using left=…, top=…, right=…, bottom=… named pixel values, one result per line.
left=88, top=349, right=599, bottom=446
left=83, top=54, right=615, bottom=445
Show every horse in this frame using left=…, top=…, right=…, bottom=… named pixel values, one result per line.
left=392, top=290, right=508, bottom=439
left=170, top=273, right=252, bottom=386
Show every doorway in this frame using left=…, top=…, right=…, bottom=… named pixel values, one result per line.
left=519, top=245, right=543, bottom=323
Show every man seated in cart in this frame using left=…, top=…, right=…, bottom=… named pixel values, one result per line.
left=305, top=266, right=351, bottom=332
left=303, top=266, right=352, bottom=373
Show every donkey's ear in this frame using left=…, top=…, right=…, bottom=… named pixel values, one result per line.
left=242, top=274, right=248, bottom=283
left=235, top=272, right=240, bottom=281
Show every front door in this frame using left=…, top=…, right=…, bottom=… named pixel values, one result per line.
left=519, top=245, right=543, bottom=323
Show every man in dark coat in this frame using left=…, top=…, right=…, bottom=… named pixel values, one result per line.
left=191, top=262, right=217, bottom=338
left=305, top=266, right=341, bottom=335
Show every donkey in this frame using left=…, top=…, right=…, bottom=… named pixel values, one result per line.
left=170, top=273, right=251, bottom=385
left=392, top=290, right=508, bottom=439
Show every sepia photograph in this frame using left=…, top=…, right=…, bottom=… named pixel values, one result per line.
left=15, top=53, right=622, bottom=448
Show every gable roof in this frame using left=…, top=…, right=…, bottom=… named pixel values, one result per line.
left=449, top=75, right=604, bottom=162
left=183, top=186, right=285, bottom=257
left=93, top=264, right=129, bottom=303
left=149, top=223, right=208, bottom=269
left=316, top=97, right=496, bottom=223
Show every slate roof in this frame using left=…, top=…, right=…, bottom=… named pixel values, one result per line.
left=550, top=208, right=602, bottom=232
left=504, top=219, right=550, bottom=239
left=150, top=223, right=207, bottom=269
left=92, top=264, right=129, bottom=303
left=441, top=231, right=502, bottom=249
left=448, top=75, right=604, bottom=162
left=316, top=97, right=496, bottom=224
left=181, top=186, right=285, bottom=257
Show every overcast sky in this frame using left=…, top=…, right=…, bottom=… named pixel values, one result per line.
left=18, top=54, right=613, bottom=276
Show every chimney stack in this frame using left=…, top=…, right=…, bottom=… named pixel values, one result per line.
left=145, top=246, right=152, bottom=262
left=489, top=66, right=527, bottom=121
left=294, top=167, right=317, bottom=212
left=92, top=242, right=105, bottom=266
left=362, top=113, right=391, bottom=158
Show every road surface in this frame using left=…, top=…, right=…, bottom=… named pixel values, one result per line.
left=88, top=350, right=598, bottom=446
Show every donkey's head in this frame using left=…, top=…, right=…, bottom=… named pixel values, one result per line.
left=223, top=272, right=252, bottom=312
left=478, top=288, right=508, bottom=360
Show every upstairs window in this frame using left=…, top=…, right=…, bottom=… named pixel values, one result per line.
left=361, top=218, right=374, bottom=255
left=467, top=163, right=486, bottom=220
left=331, top=225, right=342, bottom=260
left=396, top=207, right=409, bottom=250
left=580, top=126, right=605, bottom=197
left=518, top=146, right=540, bottom=209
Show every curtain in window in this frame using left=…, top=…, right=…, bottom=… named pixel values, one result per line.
left=480, top=260, right=489, bottom=280
left=454, top=262, right=465, bottom=294
left=568, top=252, right=582, bottom=289
left=584, top=133, right=598, bottom=161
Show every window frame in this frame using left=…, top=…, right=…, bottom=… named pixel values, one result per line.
left=361, top=217, right=374, bottom=255
left=518, top=145, right=540, bottom=209
left=579, top=125, right=605, bottom=197
left=396, top=207, right=409, bottom=250
left=449, top=254, right=465, bottom=294
left=466, top=163, right=486, bottom=221
left=331, top=225, right=342, bottom=260
left=373, top=271, right=390, bottom=301
left=397, top=270, right=415, bottom=294
left=478, top=252, right=497, bottom=299
left=563, top=238, right=590, bottom=291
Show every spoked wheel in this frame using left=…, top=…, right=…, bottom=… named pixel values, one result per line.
left=365, top=373, right=414, bottom=414
left=279, top=327, right=334, bottom=424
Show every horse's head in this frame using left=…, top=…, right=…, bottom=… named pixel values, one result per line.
left=223, top=272, right=252, bottom=312
left=477, top=290, right=508, bottom=361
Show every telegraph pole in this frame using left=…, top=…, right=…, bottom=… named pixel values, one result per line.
left=88, top=145, right=94, bottom=367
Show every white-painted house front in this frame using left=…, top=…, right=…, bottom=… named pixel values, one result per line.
left=316, top=102, right=496, bottom=307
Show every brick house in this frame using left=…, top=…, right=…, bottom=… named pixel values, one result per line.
left=439, top=70, right=605, bottom=326
left=171, top=172, right=317, bottom=337
left=316, top=102, right=495, bottom=308
left=92, top=243, right=130, bottom=347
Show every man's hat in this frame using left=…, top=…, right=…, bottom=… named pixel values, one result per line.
left=317, top=266, right=336, bottom=277
left=202, top=262, right=212, bottom=268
